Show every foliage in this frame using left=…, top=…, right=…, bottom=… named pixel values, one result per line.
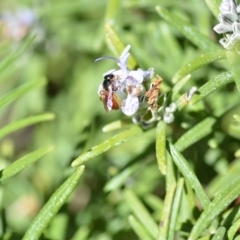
left=0, top=0, right=240, bottom=239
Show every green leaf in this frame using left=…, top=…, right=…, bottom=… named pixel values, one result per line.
left=172, top=50, right=226, bottom=83
left=158, top=183, right=176, bottom=240
left=0, top=77, right=47, bottom=110
left=226, top=50, right=240, bottom=94
left=207, top=160, right=240, bottom=197
left=156, top=121, right=167, bottom=175
left=102, top=120, right=132, bottom=132
left=123, top=189, right=158, bottom=239
left=0, top=35, right=35, bottom=76
left=184, top=180, right=199, bottom=220
left=221, top=107, right=240, bottom=140
left=175, top=117, right=216, bottom=152
left=104, top=162, right=141, bottom=192
left=105, top=23, right=137, bottom=69
left=105, top=0, right=120, bottom=25
left=177, top=71, right=234, bottom=110
left=169, top=143, right=210, bottom=210
left=221, top=205, right=240, bottom=230
left=71, top=226, right=90, bottom=240
left=212, top=227, right=226, bottom=240
left=168, top=178, right=184, bottom=240
left=172, top=75, right=191, bottom=101
left=156, top=6, right=220, bottom=52
left=0, top=113, right=55, bottom=141
left=23, top=166, right=85, bottom=240
left=233, top=114, right=240, bottom=124
left=128, top=215, right=154, bottom=240
left=227, top=218, right=240, bottom=240
left=166, top=151, right=177, bottom=189
left=158, top=151, right=177, bottom=240
left=46, top=213, right=68, bottom=240
left=189, top=175, right=240, bottom=240
left=0, top=146, right=54, bottom=182
left=197, top=236, right=211, bottom=240
left=205, top=0, right=222, bottom=18
left=71, top=125, right=142, bottom=167
left=144, top=194, right=164, bottom=215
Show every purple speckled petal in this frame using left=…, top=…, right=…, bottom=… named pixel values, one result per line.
left=121, top=95, right=139, bottom=116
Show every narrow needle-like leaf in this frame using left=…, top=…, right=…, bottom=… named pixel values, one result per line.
left=71, top=125, right=142, bottom=167
left=0, top=34, right=35, bottom=75
left=156, top=6, right=220, bottom=52
left=169, top=143, right=210, bottom=210
left=104, top=162, right=141, bottom=192
left=123, top=189, right=158, bottom=239
left=102, top=120, right=131, bottom=132
left=0, top=146, right=54, bottom=182
left=168, top=178, right=184, bottom=240
left=0, top=77, right=46, bottom=110
left=189, top=175, right=240, bottom=239
left=226, top=50, right=240, bottom=94
left=227, top=218, right=240, bottom=240
left=105, top=0, right=120, bottom=25
left=212, top=227, right=226, bottom=240
left=23, top=166, right=85, bottom=240
left=197, top=236, right=211, bottom=240
left=158, top=184, right=176, bottom=240
left=222, top=205, right=240, bottom=229
left=205, top=0, right=222, bottom=18
left=172, top=50, right=226, bottom=83
left=105, top=23, right=137, bottom=69
left=177, top=71, right=234, bottom=110
left=0, top=113, right=55, bottom=141
left=71, top=226, right=90, bottom=240
left=175, top=117, right=216, bottom=152
left=129, top=215, right=154, bottom=240
left=156, top=121, right=167, bottom=175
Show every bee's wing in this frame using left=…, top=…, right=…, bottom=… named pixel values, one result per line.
left=106, top=87, right=113, bottom=111
left=102, top=95, right=110, bottom=112
left=100, top=86, right=121, bottom=112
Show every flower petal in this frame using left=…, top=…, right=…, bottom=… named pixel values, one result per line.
left=118, top=45, right=131, bottom=72
left=163, top=112, right=174, bottom=124
left=121, top=95, right=139, bottom=116
left=232, top=21, right=240, bottom=34
left=214, top=23, right=232, bottom=34
left=220, top=0, right=237, bottom=13
left=128, top=70, right=144, bottom=84
left=137, top=68, right=155, bottom=80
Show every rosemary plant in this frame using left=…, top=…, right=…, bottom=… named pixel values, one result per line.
left=1, top=0, right=240, bottom=240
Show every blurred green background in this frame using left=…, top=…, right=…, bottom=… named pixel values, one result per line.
left=0, top=0, right=239, bottom=239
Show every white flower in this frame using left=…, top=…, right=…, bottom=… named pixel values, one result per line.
left=122, top=95, right=139, bottom=116
left=96, top=45, right=154, bottom=116
left=213, top=0, right=240, bottom=49
left=163, top=113, right=175, bottom=124
left=163, top=103, right=177, bottom=124
left=117, top=45, right=131, bottom=73
left=165, top=103, right=177, bottom=113
left=122, top=67, right=154, bottom=116
left=96, top=45, right=181, bottom=126
left=220, top=0, right=237, bottom=14
left=214, top=14, right=235, bottom=33
left=218, top=22, right=240, bottom=48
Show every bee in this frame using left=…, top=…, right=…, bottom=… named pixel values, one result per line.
left=144, top=76, right=162, bottom=110
left=99, top=74, right=121, bottom=112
